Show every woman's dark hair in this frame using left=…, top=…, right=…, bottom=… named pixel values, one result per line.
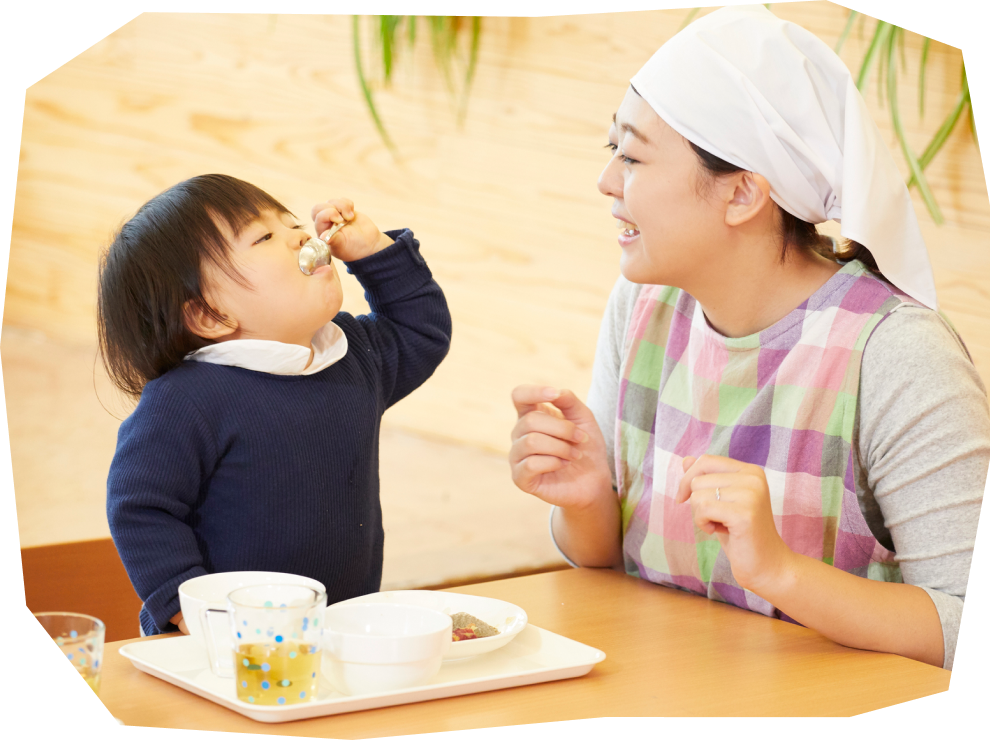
left=689, top=142, right=881, bottom=272
left=97, top=174, right=292, bottom=398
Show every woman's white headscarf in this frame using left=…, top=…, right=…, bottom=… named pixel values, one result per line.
left=630, top=4, right=938, bottom=309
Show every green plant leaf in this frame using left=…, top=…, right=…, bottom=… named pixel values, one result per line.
left=353, top=16, right=397, bottom=154
left=857, top=20, right=892, bottom=92
left=679, top=8, right=701, bottom=31
left=918, top=36, right=930, bottom=118
left=897, top=23, right=907, bottom=71
left=835, top=11, right=858, bottom=54
left=381, top=15, right=403, bottom=83
left=877, top=25, right=888, bottom=107
left=907, top=84, right=969, bottom=189
left=407, top=15, right=417, bottom=46
left=458, top=17, right=482, bottom=124
left=429, top=16, right=455, bottom=94
left=963, top=65, right=979, bottom=149
left=887, top=27, right=943, bottom=223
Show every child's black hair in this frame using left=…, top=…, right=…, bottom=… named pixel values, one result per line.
left=97, top=174, right=292, bottom=398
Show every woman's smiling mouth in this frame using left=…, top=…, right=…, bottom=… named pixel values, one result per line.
left=616, top=218, right=640, bottom=245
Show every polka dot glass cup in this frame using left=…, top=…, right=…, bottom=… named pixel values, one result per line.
left=34, top=612, right=105, bottom=696
left=210, top=584, right=326, bottom=706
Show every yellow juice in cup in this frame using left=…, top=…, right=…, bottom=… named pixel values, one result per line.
left=82, top=667, right=101, bottom=695
left=235, top=642, right=320, bottom=705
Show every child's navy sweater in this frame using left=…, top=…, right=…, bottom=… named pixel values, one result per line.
left=106, top=230, right=451, bottom=636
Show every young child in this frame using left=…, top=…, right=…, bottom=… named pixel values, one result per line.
left=100, top=174, right=451, bottom=636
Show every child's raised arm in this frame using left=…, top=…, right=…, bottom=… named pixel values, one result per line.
left=312, top=200, right=451, bottom=409
left=343, top=228, right=452, bottom=408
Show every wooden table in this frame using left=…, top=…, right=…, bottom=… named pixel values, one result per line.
left=99, top=569, right=950, bottom=735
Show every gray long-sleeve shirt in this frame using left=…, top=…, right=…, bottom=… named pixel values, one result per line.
left=585, top=276, right=989, bottom=670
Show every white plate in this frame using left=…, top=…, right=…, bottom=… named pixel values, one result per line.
left=333, top=590, right=527, bottom=659
left=120, top=626, right=605, bottom=723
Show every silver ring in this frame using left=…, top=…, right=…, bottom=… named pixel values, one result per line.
left=715, top=487, right=721, bottom=501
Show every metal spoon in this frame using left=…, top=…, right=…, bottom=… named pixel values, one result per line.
left=298, top=221, right=345, bottom=275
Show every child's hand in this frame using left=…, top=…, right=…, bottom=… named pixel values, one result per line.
left=311, top=197, right=394, bottom=262
left=169, top=610, right=190, bottom=635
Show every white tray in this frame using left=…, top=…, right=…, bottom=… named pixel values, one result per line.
left=120, top=626, right=606, bottom=723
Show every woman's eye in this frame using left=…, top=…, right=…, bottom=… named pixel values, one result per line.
left=253, top=233, right=272, bottom=245
left=604, top=142, right=636, bottom=164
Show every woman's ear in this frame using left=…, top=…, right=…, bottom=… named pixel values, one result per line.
left=724, top=171, right=773, bottom=227
left=183, top=299, right=238, bottom=341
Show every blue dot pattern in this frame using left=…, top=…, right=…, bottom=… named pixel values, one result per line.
left=278, top=697, right=286, bottom=705
left=261, top=680, right=270, bottom=690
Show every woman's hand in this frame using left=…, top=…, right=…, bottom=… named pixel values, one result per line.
left=676, top=454, right=795, bottom=594
left=311, top=198, right=393, bottom=262
left=509, top=385, right=612, bottom=511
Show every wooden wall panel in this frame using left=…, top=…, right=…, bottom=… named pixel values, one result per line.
left=4, top=5, right=988, bottom=552
left=22, top=539, right=143, bottom=642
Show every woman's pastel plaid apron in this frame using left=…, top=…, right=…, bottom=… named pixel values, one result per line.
left=616, top=261, right=921, bottom=619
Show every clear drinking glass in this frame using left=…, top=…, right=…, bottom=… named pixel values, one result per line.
left=34, top=612, right=106, bottom=695
left=207, top=584, right=326, bottom=706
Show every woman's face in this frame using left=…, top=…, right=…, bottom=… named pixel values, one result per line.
left=598, top=87, right=727, bottom=288
left=204, top=209, right=344, bottom=347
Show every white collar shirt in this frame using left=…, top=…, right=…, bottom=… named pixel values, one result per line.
left=185, top=321, right=348, bottom=376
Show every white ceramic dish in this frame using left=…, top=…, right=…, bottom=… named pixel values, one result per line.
left=333, top=590, right=527, bottom=660
left=323, top=603, right=452, bottom=695
left=120, top=625, right=605, bottom=723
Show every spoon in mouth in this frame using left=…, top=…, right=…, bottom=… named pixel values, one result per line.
left=298, top=221, right=345, bottom=275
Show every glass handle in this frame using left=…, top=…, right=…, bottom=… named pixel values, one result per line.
left=201, top=607, right=232, bottom=678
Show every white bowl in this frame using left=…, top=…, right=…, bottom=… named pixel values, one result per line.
left=178, top=571, right=325, bottom=650
left=334, top=590, right=528, bottom=660
left=322, top=603, right=452, bottom=695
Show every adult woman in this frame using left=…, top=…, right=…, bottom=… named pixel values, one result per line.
left=509, top=6, right=988, bottom=670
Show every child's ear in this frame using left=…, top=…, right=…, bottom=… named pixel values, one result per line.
left=183, top=299, right=238, bottom=340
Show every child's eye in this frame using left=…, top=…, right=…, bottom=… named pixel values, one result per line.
left=253, top=233, right=272, bottom=245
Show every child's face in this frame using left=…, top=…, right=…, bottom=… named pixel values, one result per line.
left=204, top=209, right=344, bottom=347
